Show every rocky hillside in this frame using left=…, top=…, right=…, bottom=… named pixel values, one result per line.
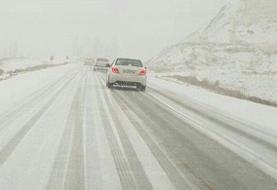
left=149, top=0, right=277, bottom=105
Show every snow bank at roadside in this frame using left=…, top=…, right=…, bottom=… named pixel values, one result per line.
left=0, top=64, right=79, bottom=115
left=150, top=43, right=277, bottom=105
left=148, top=75, right=277, bottom=135
left=0, top=58, right=67, bottom=81
left=0, top=58, right=43, bottom=72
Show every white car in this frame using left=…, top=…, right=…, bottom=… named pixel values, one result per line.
left=106, top=58, right=147, bottom=91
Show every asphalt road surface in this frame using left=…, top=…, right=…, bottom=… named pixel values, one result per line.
left=0, top=65, right=277, bottom=190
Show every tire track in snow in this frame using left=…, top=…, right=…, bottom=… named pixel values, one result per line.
left=145, top=88, right=277, bottom=181
left=83, top=70, right=123, bottom=190
left=95, top=77, right=139, bottom=190
left=47, top=71, right=87, bottom=190
left=116, top=89, right=277, bottom=190
left=0, top=68, right=78, bottom=132
left=96, top=72, right=274, bottom=190
left=64, top=75, right=86, bottom=190
left=148, top=87, right=277, bottom=153
left=112, top=90, right=199, bottom=190
left=115, top=90, right=245, bottom=190
left=96, top=77, right=154, bottom=190
left=83, top=70, right=103, bottom=190
left=96, top=73, right=200, bottom=190
left=0, top=70, right=80, bottom=166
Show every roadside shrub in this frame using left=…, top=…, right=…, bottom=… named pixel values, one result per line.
left=170, top=75, right=277, bottom=107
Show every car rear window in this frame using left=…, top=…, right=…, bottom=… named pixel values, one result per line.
left=115, top=59, right=143, bottom=67
left=97, top=58, right=109, bottom=62
left=96, top=58, right=109, bottom=66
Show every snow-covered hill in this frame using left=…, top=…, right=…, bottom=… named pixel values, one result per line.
left=198, top=0, right=277, bottom=48
left=149, top=0, right=277, bottom=105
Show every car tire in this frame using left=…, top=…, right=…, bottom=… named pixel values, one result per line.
left=106, top=82, right=112, bottom=89
left=140, top=85, right=146, bottom=92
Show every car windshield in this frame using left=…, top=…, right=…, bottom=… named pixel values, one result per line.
left=115, top=59, right=143, bottom=67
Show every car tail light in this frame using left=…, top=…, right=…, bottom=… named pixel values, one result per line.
left=112, top=67, right=119, bottom=74
left=139, top=68, right=146, bottom=76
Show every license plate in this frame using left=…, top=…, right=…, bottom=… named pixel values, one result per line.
left=123, top=69, right=135, bottom=74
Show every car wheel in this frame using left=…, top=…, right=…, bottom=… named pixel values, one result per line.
left=106, top=82, right=112, bottom=89
left=140, top=85, right=146, bottom=92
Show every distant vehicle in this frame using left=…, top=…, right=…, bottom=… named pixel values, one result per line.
left=93, top=58, right=110, bottom=72
left=84, top=58, right=94, bottom=66
left=106, top=58, right=147, bottom=91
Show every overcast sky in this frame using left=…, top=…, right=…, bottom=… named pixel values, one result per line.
left=0, top=0, right=227, bottom=60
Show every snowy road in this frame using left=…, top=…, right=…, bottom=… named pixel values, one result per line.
left=1, top=64, right=277, bottom=190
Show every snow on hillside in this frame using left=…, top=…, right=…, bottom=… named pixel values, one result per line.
left=0, top=57, right=68, bottom=81
left=149, top=0, right=277, bottom=105
left=0, top=58, right=46, bottom=72
left=190, top=0, right=277, bottom=47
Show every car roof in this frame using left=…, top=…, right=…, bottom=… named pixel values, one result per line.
left=117, top=58, right=141, bottom=61
left=96, top=58, right=109, bottom=62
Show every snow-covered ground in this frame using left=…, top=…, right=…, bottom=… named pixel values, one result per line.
left=0, top=58, right=44, bottom=72
left=148, top=75, right=277, bottom=180
left=0, top=65, right=277, bottom=189
left=148, top=75, right=277, bottom=135
left=149, top=43, right=277, bottom=104
left=0, top=64, right=80, bottom=116
left=0, top=57, right=71, bottom=81
left=149, top=0, right=277, bottom=105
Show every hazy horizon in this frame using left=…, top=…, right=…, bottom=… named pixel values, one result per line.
left=0, top=0, right=227, bottom=60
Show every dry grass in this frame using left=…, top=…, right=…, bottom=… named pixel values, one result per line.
left=170, top=75, right=277, bottom=107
